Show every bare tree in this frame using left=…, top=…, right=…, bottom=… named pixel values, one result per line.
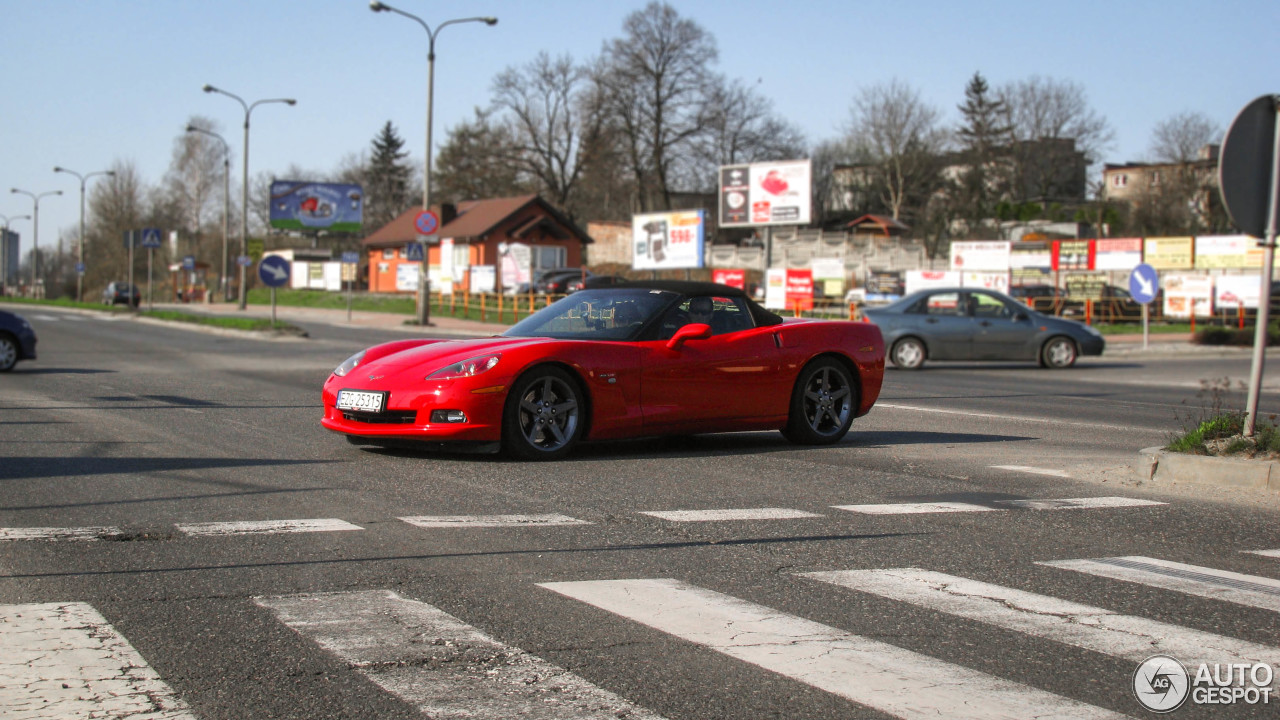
left=998, top=76, right=1114, bottom=202
left=690, top=76, right=807, bottom=191
left=433, top=108, right=532, bottom=205
left=845, top=79, right=947, bottom=222
left=85, top=161, right=150, bottom=290
left=162, top=116, right=226, bottom=265
left=595, top=1, right=717, bottom=211
left=810, top=138, right=855, bottom=227
left=492, top=52, right=605, bottom=220
left=1149, top=111, right=1222, bottom=163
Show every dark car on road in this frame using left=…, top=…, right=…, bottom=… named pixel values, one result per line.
left=534, top=268, right=593, bottom=295
left=0, top=308, right=37, bottom=371
left=863, top=287, right=1105, bottom=369
left=103, top=282, right=140, bottom=307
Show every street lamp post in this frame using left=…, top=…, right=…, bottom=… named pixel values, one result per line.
left=369, top=2, right=497, bottom=326
left=10, top=189, right=63, bottom=298
left=202, top=85, right=296, bottom=310
left=53, top=167, right=115, bottom=302
left=185, top=126, right=232, bottom=301
left=0, top=214, right=31, bottom=296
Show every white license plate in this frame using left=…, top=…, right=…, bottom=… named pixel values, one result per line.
left=336, top=389, right=388, bottom=413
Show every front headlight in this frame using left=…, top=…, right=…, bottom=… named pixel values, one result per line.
left=427, top=353, right=501, bottom=380
left=333, top=350, right=366, bottom=377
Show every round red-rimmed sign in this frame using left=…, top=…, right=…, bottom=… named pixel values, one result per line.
left=414, top=210, right=440, bottom=236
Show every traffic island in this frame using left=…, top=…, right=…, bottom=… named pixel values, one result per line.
left=1139, top=446, right=1280, bottom=493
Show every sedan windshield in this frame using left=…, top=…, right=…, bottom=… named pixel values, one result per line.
left=503, top=289, right=678, bottom=341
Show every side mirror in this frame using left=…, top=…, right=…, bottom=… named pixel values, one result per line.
left=666, top=322, right=712, bottom=349
left=1013, top=311, right=1029, bottom=322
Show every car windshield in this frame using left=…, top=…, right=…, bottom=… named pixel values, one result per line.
left=503, top=288, right=678, bottom=341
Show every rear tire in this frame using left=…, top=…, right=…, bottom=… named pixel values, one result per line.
left=503, top=366, right=584, bottom=460
left=782, top=358, right=857, bottom=445
left=890, top=337, right=926, bottom=370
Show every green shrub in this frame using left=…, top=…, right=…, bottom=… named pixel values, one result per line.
left=1193, top=325, right=1280, bottom=346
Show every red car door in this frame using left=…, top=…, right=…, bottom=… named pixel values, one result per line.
left=639, top=329, right=785, bottom=433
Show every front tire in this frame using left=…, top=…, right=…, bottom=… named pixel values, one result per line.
left=0, top=335, right=17, bottom=372
left=503, top=366, right=584, bottom=460
left=783, top=358, right=857, bottom=445
left=1041, top=336, right=1078, bottom=368
left=890, top=337, right=926, bottom=370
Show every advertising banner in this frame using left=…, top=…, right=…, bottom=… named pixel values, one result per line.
left=905, top=270, right=960, bottom=295
left=470, top=265, right=496, bottom=293
left=950, top=241, right=1011, bottom=272
left=712, top=268, right=745, bottom=290
left=1163, top=273, right=1213, bottom=317
left=395, top=263, right=419, bottom=292
left=1215, top=275, right=1262, bottom=309
left=763, top=268, right=814, bottom=311
left=961, top=272, right=1010, bottom=294
left=632, top=210, right=706, bottom=270
left=810, top=257, right=845, bottom=297
left=1052, top=240, right=1095, bottom=271
left=1094, top=238, right=1143, bottom=271
left=269, top=181, right=363, bottom=232
left=500, top=242, right=531, bottom=291
left=865, top=270, right=904, bottom=302
left=1010, top=241, right=1051, bottom=270
left=1064, top=272, right=1109, bottom=302
left=1144, top=237, right=1194, bottom=270
left=1195, top=235, right=1252, bottom=269
left=719, top=160, right=812, bottom=227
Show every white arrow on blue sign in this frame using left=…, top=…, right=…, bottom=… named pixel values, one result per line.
left=1129, top=263, right=1159, bottom=304
left=258, top=255, right=291, bottom=288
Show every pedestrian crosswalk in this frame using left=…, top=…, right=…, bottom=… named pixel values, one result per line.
left=4, top=549, right=1278, bottom=718
left=0, top=495, right=1175, bottom=542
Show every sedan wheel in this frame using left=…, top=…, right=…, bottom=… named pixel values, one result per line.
left=783, top=358, right=857, bottom=445
left=0, top=336, right=17, bottom=372
left=503, top=367, right=583, bottom=460
left=890, top=337, right=926, bottom=370
left=1041, top=336, right=1078, bottom=369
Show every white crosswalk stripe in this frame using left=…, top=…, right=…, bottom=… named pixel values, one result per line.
left=256, top=589, right=665, bottom=720
left=539, top=578, right=1128, bottom=720
left=175, top=518, right=363, bottom=536
left=0, top=602, right=195, bottom=719
left=399, top=513, right=590, bottom=528
left=0, top=526, right=121, bottom=541
left=802, top=567, right=1280, bottom=669
left=638, top=508, right=822, bottom=521
left=834, top=496, right=1165, bottom=515
left=1247, top=549, right=1280, bottom=559
left=1041, top=556, right=1280, bottom=613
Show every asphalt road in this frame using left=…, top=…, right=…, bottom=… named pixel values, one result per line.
left=3, top=308, right=1279, bottom=719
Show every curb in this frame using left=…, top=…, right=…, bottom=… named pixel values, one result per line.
left=1139, top=446, right=1280, bottom=493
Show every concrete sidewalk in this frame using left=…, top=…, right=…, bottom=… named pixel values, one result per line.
left=150, top=301, right=511, bottom=337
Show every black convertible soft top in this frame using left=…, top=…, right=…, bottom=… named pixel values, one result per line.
left=610, top=280, right=783, bottom=327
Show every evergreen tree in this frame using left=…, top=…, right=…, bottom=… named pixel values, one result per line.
left=954, top=72, right=1011, bottom=237
left=364, top=121, right=412, bottom=230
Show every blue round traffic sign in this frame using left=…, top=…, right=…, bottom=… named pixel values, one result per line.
left=258, top=255, right=291, bottom=288
left=414, top=210, right=440, bottom=236
left=1129, top=263, right=1159, bottom=304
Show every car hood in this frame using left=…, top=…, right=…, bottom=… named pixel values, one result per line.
left=357, top=335, right=555, bottom=375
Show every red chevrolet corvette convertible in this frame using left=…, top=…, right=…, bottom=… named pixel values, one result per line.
left=322, top=281, right=885, bottom=459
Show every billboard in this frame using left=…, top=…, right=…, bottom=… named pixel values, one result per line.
left=719, top=160, right=812, bottom=227
left=269, top=181, right=364, bottom=232
left=632, top=210, right=706, bottom=270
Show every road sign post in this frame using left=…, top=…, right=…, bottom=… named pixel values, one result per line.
left=1129, top=263, right=1159, bottom=351
left=1220, top=94, right=1280, bottom=436
left=414, top=210, right=440, bottom=326
left=257, top=255, right=291, bottom=325
left=341, top=250, right=359, bottom=323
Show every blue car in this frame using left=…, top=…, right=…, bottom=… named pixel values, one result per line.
left=862, top=287, right=1105, bottom=370
left=0, top=308, right=37, bottom=371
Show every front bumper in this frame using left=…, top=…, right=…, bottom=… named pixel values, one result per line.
left=321, top=376, right=508, bottom=443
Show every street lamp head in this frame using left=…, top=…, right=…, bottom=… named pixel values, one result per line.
left=369, top=1, right=389, bottom=11
left=285, top=99, right=297, bottom=106
left=482, top=17, right=498, bottom=25
left=186, top=125, right=197, bottom=133
left=202, top=84, right=217, bottom=93
left=53, top=166, right=65, bottom=173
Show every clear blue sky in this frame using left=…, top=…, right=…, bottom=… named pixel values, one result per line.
left=3, top=0, right=1278, bottom=259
